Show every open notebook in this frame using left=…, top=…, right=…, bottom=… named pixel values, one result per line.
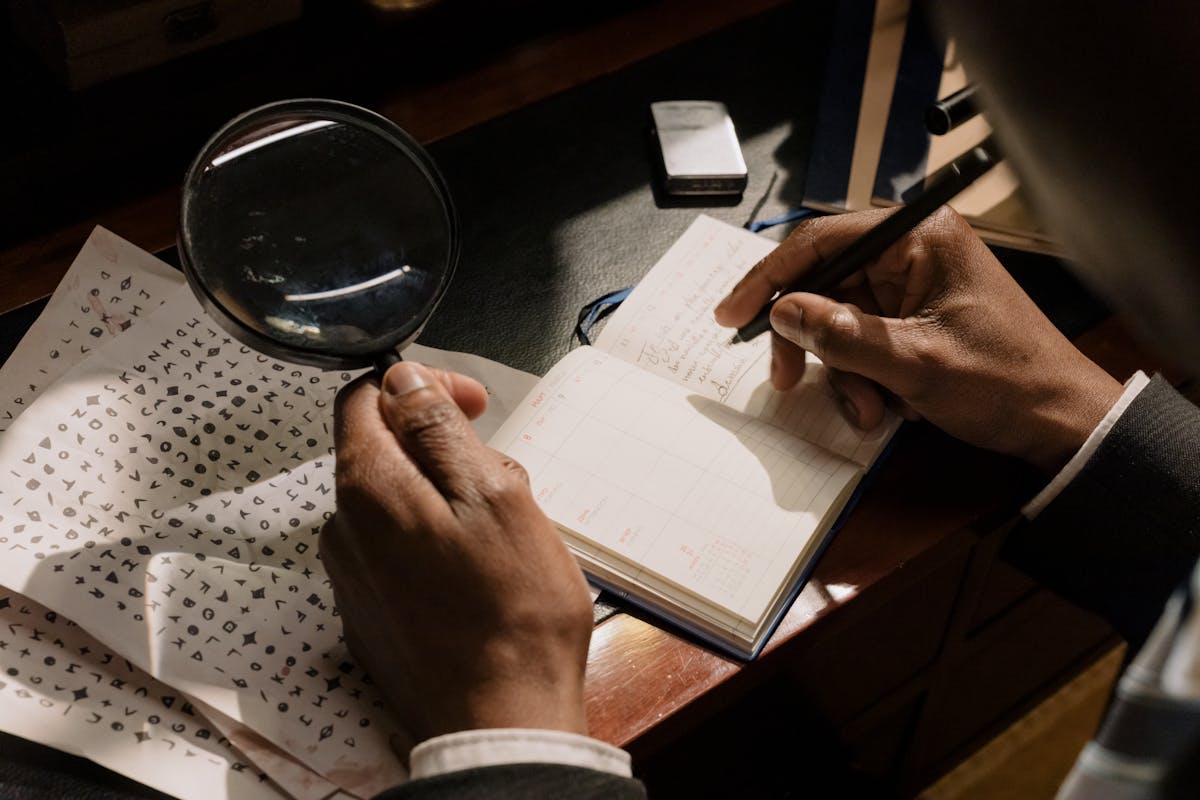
left=490, top=215, right=900, bottom=658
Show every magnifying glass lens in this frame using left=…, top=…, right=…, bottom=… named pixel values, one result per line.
left=180, top=101, right=458, bottom=369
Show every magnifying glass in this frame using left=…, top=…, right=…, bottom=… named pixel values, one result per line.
left=179, top=98, right=458, bottom=375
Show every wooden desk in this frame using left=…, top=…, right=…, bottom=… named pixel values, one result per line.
left=0, top=2, right=1168, bottom=796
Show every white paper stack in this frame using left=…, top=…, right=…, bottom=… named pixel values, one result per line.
left=0, top=228, right=538, bottom=799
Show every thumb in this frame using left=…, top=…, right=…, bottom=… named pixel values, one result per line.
left=378, top=362, right=491, bottom=500
left=769, top=293, right=916, bottom=394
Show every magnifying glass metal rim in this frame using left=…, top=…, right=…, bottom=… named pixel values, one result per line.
left=178, top=97, right=460, bottom=371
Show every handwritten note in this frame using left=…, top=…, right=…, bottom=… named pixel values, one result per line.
left=595, top=215, right=774, bottom=403
left=595, top=215, right=896, bottom=466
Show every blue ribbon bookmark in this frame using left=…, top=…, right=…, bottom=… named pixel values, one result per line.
left=575, top=287, right=633, bottom=346
left=746, top=207, right=823, bottom=233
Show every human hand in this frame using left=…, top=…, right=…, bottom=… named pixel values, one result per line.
left=714, top=207, right=1123, bottom=473
left=320, top=362, right=594, bottom=743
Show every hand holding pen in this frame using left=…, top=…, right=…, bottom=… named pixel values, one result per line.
left=712, top=178, right=1124, bottom=475
left=726, top=136, right=1001, bottom=345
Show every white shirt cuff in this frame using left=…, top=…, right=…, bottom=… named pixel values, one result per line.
left=409, top=728, right=633, bottom=780
left=1022, top=371, right=1151, bottom=519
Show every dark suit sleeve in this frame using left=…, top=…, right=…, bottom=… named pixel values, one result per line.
left=372, top=763, right=646, bottom=799
left=1002, top=375, right=1200, bottom=651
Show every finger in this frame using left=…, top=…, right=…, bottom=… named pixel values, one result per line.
left=333, top=377, right=447, bottom=524
left=321, top=516, right=385, bottom=596
left=714, top=209, right=896, bottom=327
left=769, top=292, right=919, bottom=397
left=826, top=368, right=887, bottom=430
left=318, top=516, right=347, bottom=569
left=333, top=375, right=383, bottom=453
left=378, top=362, right=495, bottom=503
left=770, top=332, right=808, bottom=391
left=889, top=395, right=924, bottom=422
left=419, top=366, right=489, bottom=421
left=345, top=365, right=488, bottom=420
left=487, top=448, right=532, bottom=487
left=340, top=615, right=372, bottom=672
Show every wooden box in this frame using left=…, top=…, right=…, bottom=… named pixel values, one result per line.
left=10, top=0, right=304, bottom=89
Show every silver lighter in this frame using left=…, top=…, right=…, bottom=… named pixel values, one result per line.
left=649, top=100, right=748, bottom=197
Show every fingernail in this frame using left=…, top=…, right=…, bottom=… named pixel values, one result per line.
left=713, top=296, right=729, bottom=316
left=840, top=396, right=860, bottom=427
left=382, top=363, right=429, bottom=396
left=770, top=301, right=803, bottom=343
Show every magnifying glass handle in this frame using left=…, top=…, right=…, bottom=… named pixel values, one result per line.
left=373, top=350, right=402, bottom=377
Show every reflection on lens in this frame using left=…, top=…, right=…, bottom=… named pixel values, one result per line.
left=282, top=265, right=413, bottom=303
left=265, top=315, right=322, bottom=339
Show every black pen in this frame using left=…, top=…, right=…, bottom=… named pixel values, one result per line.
left=728, top=135, right=1001, bottom=345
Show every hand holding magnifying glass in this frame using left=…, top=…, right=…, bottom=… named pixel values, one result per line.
left=178, top=101, right=598, bottom=746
